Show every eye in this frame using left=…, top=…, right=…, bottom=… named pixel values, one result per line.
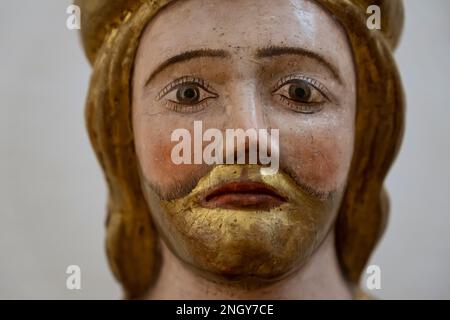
left=272, top=75, right=330, bottom=114
left=168, top=83, right=216, bottom=105
left=158, top=76, right=218, bottom=113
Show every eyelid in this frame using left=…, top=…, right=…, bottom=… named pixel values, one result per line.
left=156, top=75, right=217, bottom=101
left=272, top=74, right=333, bottom=102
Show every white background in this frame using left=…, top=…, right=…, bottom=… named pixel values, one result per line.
left=1, top=0, right=449, bottom=299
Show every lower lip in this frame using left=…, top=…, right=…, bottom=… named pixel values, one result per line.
left=203, top=193, right=285, bottom=210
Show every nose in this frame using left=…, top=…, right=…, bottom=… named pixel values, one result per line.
left=228, top=80, right=267, bottom=132
left=223, top=80, right=278, bottom=167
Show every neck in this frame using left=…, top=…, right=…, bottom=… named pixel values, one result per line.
left=146, top=231, right=353, bottom=299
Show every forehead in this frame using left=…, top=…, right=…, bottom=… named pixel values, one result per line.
left=138, top=0, right=351, bottom=64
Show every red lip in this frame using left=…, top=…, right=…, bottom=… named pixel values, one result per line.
left=202, top=181, right=287, bottom=210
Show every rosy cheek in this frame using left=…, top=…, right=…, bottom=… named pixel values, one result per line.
left=137, top=128, right=205, bottom=189
left=281, top=130, right=352, bottom=193
left=135, top=126, right=178, bottom=183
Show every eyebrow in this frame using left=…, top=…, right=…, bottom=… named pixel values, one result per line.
left=145, top=45, right=342, bottom=87
left=256, top=46, right=342, bottom=84
left=145, top=49, right=230, bottom=86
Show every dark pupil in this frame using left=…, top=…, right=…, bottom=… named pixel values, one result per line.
left=295, top=87, right=306, bottom=98
left=177, top=85, right=199, bottom=103
left=289, top=82, right=311, bottom=101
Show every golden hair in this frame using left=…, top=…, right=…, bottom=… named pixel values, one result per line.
left=77, top=0, right=405, bottom=298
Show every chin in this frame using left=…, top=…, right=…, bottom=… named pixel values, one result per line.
left=159, top=205, right=331, bottom=285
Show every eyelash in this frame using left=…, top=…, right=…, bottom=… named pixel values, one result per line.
left=276, top=95, right=318, bottom=114
left=273, top=74, right=328, bottom=96
left=157, top=76, right=215, bottom=100
left=163, top=99, right=213, bottom=114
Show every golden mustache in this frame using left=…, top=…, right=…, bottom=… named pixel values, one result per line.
left=162, top=164, right=324, bottom=211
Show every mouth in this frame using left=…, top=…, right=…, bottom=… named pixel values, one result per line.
left=201, top=180, right=287, bottom=211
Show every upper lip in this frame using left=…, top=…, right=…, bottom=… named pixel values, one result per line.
left=202, top=180, right=287, bottom=209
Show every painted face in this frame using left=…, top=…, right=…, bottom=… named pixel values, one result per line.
left=132, top=0, right=356, bottom=282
